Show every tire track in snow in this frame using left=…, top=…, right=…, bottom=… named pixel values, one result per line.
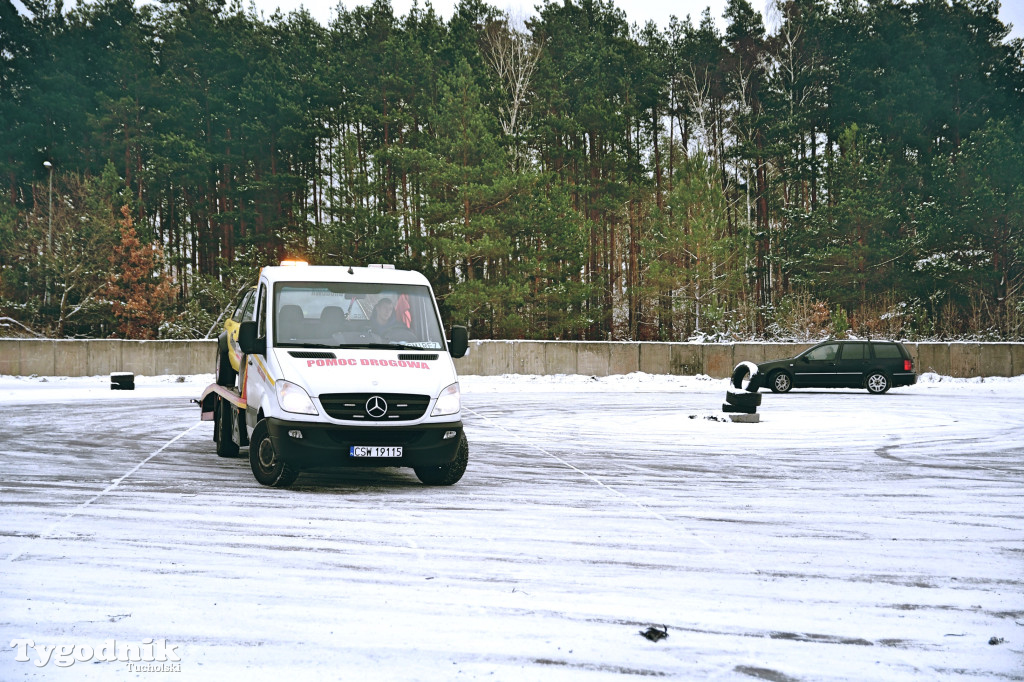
left=462, top=405, right=771, bottom=674
left=463, top=405, right=752, bottom=567
left=876, top=440, right=1024, bottom=475
left=4, top=420, right=203, bottom=563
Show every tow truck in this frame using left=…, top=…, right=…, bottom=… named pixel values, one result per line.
left=197, top=263, right=469, bottom=488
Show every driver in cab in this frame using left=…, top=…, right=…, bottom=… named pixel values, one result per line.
left=370, top=297, right=400, bottom=336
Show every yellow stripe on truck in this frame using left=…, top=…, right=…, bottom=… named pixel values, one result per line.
left=253, top=355, right=275, bottom=387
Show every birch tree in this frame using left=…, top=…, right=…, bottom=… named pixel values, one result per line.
left=479, top=14, right=542, bottom=168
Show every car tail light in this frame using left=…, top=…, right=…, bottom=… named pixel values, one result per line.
left=904, top=360, right=913, bottom=371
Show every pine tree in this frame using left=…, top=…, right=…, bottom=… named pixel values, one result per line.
left=421, top=58, right=514, bottom=336
left=105, top=205, right=174, bottom=339
left=644, top=151, right=741, bottom=338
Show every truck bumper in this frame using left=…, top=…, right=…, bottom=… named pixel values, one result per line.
left=265, top=418, right=464, bottom=470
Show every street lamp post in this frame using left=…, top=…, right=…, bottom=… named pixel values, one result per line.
left=43, top=161, right=53, bottom=253
left=43, top=160, right=53, bottom=306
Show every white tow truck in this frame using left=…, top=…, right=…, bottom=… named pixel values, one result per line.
left=197, top=263, right=469, bottom=488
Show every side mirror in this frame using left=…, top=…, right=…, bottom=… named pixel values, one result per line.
left=238, top=320, right=265, bottom=356
left=800, top=355, right=810, bottom=363
left=448, top=325, right=468, bottom=359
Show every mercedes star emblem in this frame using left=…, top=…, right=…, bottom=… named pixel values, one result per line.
left=365, top=395, right=388, bottom=418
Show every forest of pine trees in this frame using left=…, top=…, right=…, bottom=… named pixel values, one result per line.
left=1, top=0, right=1022, bottom=341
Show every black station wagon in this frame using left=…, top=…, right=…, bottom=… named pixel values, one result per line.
left=755, top=340, right=917, bottom=394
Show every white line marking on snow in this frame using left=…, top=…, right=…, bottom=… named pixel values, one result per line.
left=5, top=421, right=203, bottom=563
left=466, top=406, right=766, bottom=665
left=463, top=406, right=735, bottom=560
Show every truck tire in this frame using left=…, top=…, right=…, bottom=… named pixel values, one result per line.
left=215, top=398, right=240, bottom=458
left=414, top=433, right=468, bottom=486
left=249, top=420, right=299, bottom=488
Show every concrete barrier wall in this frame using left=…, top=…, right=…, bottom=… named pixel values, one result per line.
left=2, top=338, right=1023, bottom=378
left=0, top=339, right=218, bottom=378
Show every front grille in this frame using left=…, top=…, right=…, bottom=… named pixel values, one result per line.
left=289, top=351, right=336, bottom=359
left=319, top=393, right=430, bottom=421
left=326, top=430, right=427, bottom=446
left=399, top=353, right=439, bottom=361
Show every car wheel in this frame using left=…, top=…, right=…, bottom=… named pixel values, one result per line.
left=866, top=371, right=890, bottom=394
left=215, top=398, right=239, bottom=458
left=215, top=345, right=236, bottom=387
left=769, top=371, right=792, bottom=393
left=249, top=420, right=299, bottom=487
left=414, top=434, right=468, bottom=486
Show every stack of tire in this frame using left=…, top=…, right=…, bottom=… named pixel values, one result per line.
left=725, top=361, right=762, bottom=422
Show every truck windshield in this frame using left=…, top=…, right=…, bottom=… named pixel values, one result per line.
left=272, top=282, right=446, bottom=350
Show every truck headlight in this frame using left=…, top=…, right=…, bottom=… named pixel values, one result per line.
left=431, top=382, right=460, bottom=417
left=277, top=380, right=319, bottom=415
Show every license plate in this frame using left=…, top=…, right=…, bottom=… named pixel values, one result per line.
left=349, top=446, right=402, bottom=458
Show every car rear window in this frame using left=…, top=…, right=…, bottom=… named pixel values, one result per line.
left=873, top=343, right=903, bottom=359
left=840, top=343, right=867, bottom=360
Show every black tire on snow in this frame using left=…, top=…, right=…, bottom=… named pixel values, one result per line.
left=768, top=370, right=793, bottom=393
left=730, top=363, right=761, bottom=392
left=726, top=391, right=762, bottom=407
left=414, top=433, right=468, bottom=486
left=215, top=398, right=240, bottom=458
left=249, top=420, right=299, bottom=488
left=215, top=341, right=237, bottom=388
left=722, top=402, right=757, bottom=414
left=865, top=371, right=891, bottom=394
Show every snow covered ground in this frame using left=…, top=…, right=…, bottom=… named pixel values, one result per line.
left=1, top=372, right=1022, bottom=680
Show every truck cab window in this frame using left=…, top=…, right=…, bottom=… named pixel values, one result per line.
left=256, top=286, right=267, bottom=340
left=272, top=282, right=445, bottom=350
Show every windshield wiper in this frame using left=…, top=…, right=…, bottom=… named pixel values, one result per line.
left=280, top=342, right=337, bottom=349
left=333, top=343, right=417, bottom=351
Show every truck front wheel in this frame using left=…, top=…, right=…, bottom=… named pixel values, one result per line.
left=249, top=420, right=299, bottom=488
left=414, top=434, right=468, bottom=486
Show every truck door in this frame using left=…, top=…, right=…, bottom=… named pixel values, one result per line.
left=244, top=283, right=269, bottom=431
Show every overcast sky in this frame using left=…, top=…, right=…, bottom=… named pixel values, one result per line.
left=9, top=0, right=1023, bottom=40
left=246, top=0, right=1023, bottom=40
left=255, top=0, right=739, bottom=29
